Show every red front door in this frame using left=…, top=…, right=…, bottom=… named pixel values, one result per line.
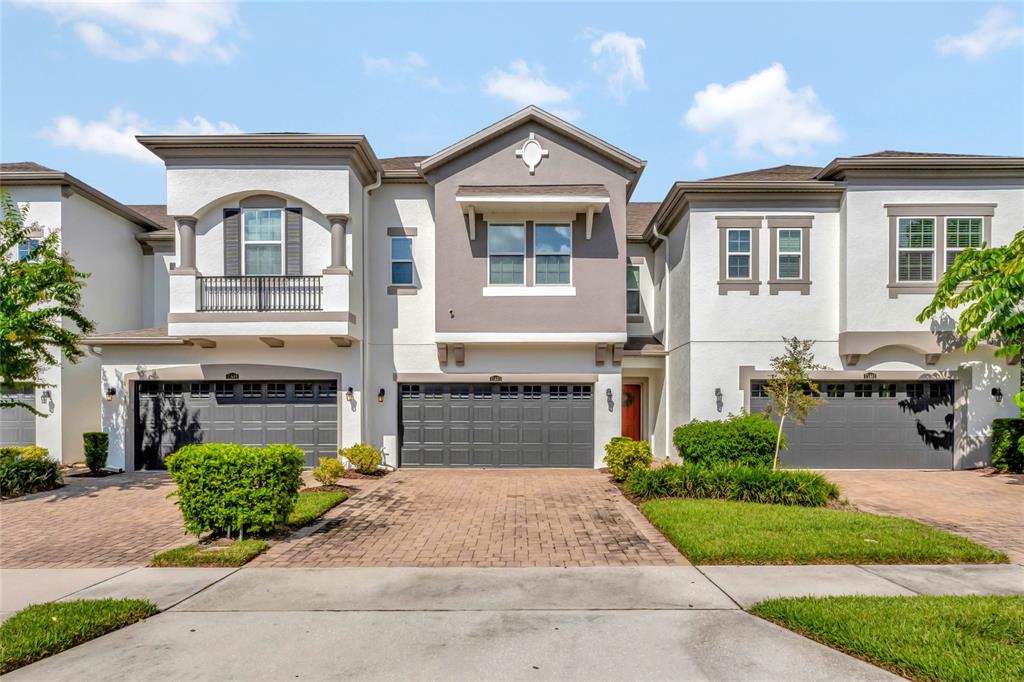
left=622, top=384, right=642, bottom=440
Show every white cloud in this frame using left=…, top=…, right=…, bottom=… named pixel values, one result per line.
left=363, top=51, right=447, bottom=91
left=483, top=59, right=580, bottom=120
left=937, top=6, right=1024, bottom=60
left=589, top=31, right=646, bottom=101
left=16, top=0, right=239, bottom=62
left=684, top=63, right=841, bottom=157
left=42, top=108, right=243, bottom=163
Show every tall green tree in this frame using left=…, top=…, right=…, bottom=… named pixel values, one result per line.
left=918, top=229, right=1024, bottom=409
left=764, top=337, right=827, bottom=471
left=0, top=191, right=94, bottom=415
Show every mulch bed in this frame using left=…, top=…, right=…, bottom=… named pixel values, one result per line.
left=300, top=484, right=358, bottom=494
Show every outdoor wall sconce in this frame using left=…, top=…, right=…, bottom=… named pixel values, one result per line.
left=606, top=388, right=613, bottom=399
left=605, top=387, right=614, bottom=412
left=992, top=387, right=1003, bottom=403
left=377, top=388, right=386, bottom=404
left=40, top=390, right=51, bottom=402
left=714, top=387, right=723, bottom=398
left=345, top=386, right=354, bottom=402
left=714, top=387, right=724, bottom=413
left=104, top=388, right=117, bottom=402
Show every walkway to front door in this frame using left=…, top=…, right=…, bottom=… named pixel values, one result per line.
left=255, top=469, right=685, bottom=567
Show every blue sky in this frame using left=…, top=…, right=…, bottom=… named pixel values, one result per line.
left=2, top=1, right=1022, bottom=204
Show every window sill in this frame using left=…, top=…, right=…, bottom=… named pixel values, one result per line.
left=482, top=286, right=576, bottom=297
left=887, top=283, right=938, bottom=299
left=717, top=280, right=760, bottom=295
left=388, top=285, right=418, bottom=296
left=768, top=279, right=811, bottom=296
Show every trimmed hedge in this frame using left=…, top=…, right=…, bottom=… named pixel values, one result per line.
left=0, top=446, right=48, bottom=460
left=672, top=412, right=783, bottom=468
left=604, top=437, right=653, bottom=481
left=165, top=443, right=304, bottom=537
left=0, top=453, right=62, bottom=498
left=340, top=443, right=382, bottom=474
left=82, top=432, right=109, bottom=473
left=991, top=419, right=1024, bottom=473
left=625, top=462, right=839, bottom=507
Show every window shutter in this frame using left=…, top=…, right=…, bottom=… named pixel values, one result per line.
left=223, top=208, right=241, bottom=276
left=286, top=208, right=302, bottom=276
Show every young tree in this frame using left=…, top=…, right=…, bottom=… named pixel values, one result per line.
left=918, top=229, right=1024, bottom=409
left=0, top=191, right=94, bottom=415
left=764, top=337, right=827, bottom=471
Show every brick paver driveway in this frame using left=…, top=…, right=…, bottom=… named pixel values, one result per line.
left=256, top=469, right=684, bottom=567
left=0, top=473, right=189, bottom=568
left=825, top=469, right=1024, bottom=564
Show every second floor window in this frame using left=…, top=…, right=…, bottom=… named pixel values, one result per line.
left=390, top=237, right=413, bottom=285
left=488, top=223, right=525, bottom=285
left=242, top=208, right=284, bottom=275
left=897, top=217, right=935, bottom=282
left=726, top=228, right=752, bottom=279
left=626, top=265, right=641, bottom=315
left=777, top=230, right=802, bottom=279
left=945, top=217, right=982, bottom=269
left=17, top=238, right=40, bottom=261
left=534, top=223, right=571, bottom=285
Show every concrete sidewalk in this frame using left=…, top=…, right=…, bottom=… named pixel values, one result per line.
left=4, top=564, right=1021, bottom=680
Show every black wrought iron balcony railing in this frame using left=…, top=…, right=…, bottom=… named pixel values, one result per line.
left=197, top=275, right=323, bottom=312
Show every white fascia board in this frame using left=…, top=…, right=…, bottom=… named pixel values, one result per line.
left=456, top=195, right=610, bottom=205
left=435, top=332, right=628, bottom=343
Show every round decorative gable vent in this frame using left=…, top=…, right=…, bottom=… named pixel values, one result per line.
left=515, top=133, right=549, bottom=175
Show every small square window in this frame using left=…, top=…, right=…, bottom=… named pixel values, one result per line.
left=906, top=383, right=925, bottom=398
left=401, top=385, right=420, bottom=399
left=523, top=385, right=542, bottom=400
left=189, top=383, right=210, bottom=399
left=549, top=385, right=569, bottom=400
left=18, top=238, right=40, bottom=262
left=472, top=386, right=493, bottom=400
left=499, top=385, right=519, bottom=400
left=750, top=382, right=768, bottom=398
left=294, top=383, right=314, bottom=399
left=424, top=386, right=443, bottom=400
left=826, top=384, right=845, bottom=398
left=572, top=385, right=592, bottom=400
left=215, top=383, right=235, bottom=400
left=450, top=386, right=469, bottom=400
left=243, top=383, right=263, bottom=399
left=267, top=383, right=287, bottom=400
left=318, top=382, right=337, bottom=399
left=853, top=383, right=873, bottom=398
left=878, top=384, right=897, bottom=398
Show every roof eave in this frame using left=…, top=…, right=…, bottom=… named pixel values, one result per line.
left=0, top=171, right=164, bottom=232
left=817, top=157, right=1024, bottom=180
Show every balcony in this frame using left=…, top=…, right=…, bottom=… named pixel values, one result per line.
left=198, top=275, right=322, bottom=312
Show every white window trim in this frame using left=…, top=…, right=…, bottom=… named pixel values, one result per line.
left=725, top=228, right=752, bottom=280
left=533, top=222, right=572, bottom=286
left=389, top=236, right=414, bottom=286
left=776, top=229, right=802, bottom=281
left=626, top=264, right=641, bottom=315
left=486, top=221, right=526, bottom=286
left=896, top=216, right=936, bottom=283
left=241, top=208, right=285, bottom=276
left=944, top=216, right=983, bottom=270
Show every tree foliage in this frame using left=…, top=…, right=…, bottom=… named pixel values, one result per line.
left=764, top=337, right=827, bottom=470
left=917, top=229, right=1024, bottom=408
left=0, top=191, right=94, bottom=414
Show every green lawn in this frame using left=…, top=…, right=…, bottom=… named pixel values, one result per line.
left=752, top=595, right=1024, bottom=682
left=150, top=539, right=269, bottom=567
left=0, top=599, right=157, bottom=674
left=640, top=498, right=1007, bottom=564
left=286, top=490, right=348, bottom=528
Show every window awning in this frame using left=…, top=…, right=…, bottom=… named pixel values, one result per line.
left=456, top=184, right=610, bottom=239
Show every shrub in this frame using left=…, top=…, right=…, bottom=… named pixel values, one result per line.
left=312, top=457, right=346, bottom=486
left=991, top=419, right=1024, bottom=473
left=0, top=454, right=62, bottom=498
left=165, top=443, right=304, bottom=537
left=672, top=412, right=783, bottom=468
left=604, top=437, right=653, bottom=481
left=340, top=443, right=382, bottom=474
left=82, top=432, right=109, bottom=473
left=625, top=461, right=839, bottom=507
left=0, top=446, right=48, bottom=460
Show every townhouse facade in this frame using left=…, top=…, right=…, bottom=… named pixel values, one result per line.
left=2, top=107, right=1021, bottom=471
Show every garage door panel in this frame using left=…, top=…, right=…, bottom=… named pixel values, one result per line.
left=751, top=380, right=953, bottom=469
left=0, top=388, right=36, bottom=447
left=400, top=383, right=594, bottom=468
left=264, top=405, right=288, bottom=421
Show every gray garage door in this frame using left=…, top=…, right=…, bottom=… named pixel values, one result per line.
left=750, top=380, right=954, bottom=469
left=135, top=381, right=338, bottom=470
left=1, top=385, right=36, bottom=447
left=399, top=383, right=594, bottom=467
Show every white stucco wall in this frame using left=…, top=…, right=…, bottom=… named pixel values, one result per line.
left=166, top=167, right=351, bottom=217
left=843, top=180, right=1024, bottom=332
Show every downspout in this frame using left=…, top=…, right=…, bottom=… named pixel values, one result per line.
left=360, top=171, right=382, bottom=456
left=650, top=221, right=670, bottom=459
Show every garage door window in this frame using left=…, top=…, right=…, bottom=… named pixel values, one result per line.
left=401, top=385, right=420, bottom=399
left=853, top=383, right=872, bottom=398
left=878, top=384, right=896, bottom=398
left=826, top=384, right=845, bottom=398
left=523, top=385, right=542, bottom=400
left=499, top=385, right=518, bottom=399
left=472, top=386, right=493, bottom=399
left=572, top=385, right=592, bottom=400
left=906, top=383, right=925, bottom=398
